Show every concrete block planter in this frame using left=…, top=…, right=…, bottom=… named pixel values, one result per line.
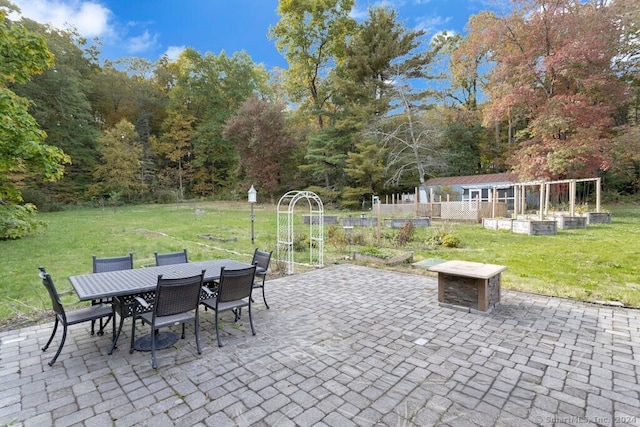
left=482, top=218, right=514, bottom=231
left=511, top=219, right=557, bottom=235
left=586, top=212, right=611, bottom=224
left=554, top=216, right=587, bottom=229
left=341, top=217, right=378, bottom=227
left=386, top=218, right=430, bottom=228
left=302, top=215, right=338, bottom=225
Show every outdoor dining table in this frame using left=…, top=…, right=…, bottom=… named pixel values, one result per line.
left=69, top=259, right=251, bottom=354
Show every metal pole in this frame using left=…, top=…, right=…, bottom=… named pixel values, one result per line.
left=251, top=203, right=255, bottom=244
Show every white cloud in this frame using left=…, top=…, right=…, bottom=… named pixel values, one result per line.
left=415, top=14, right=452, bottom=34
left=350, top=0, right=404, bottom=21
left=9, top=0, right=161, bottom=59
left=127, top=30, right=159, bottom=55
left=163, top=46, right=186, bottom=62
left=10, top=0, right=113, bottom=38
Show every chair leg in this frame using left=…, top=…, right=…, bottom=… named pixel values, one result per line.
left=97, top=313, right=112, bottom=336
left=215, top=314, right=222, bottom=347
left=111, top=311, right=116, bottom=344
left=110, top=312, right=126, bottom=355
left=262, top=285, right=270, bottom=310
left=151, top=326, right=157, bottom=369
left=129, top=316, right=137, bottom=354
left=181, top=323, right=186, bottom=339
left=42, top=318, right=59, bottom=352
left=195, top=318, right=201, bottom=355
left=48, top=324, right=68, bottom=366
left=248, top=305, right=256, bottom=336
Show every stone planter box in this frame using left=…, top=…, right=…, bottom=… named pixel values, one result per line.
left=512, top=220, right=557, bottom=235
left=482, top=218, right=513, bottom=230
left=353, top=252, right=413, bottom=266
left=386, top=218, right=430, bottom=228
left=554, top=216, right=587, bottom=229
left=586, top=212, right=612, bottom=224
left=302, top=215, right=338, bottom=225
left=341, top=217, right=377, bottom=227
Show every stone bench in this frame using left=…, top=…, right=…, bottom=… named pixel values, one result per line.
left=427, top=260, right=507, bottom=313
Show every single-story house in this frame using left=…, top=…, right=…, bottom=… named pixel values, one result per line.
left=420, top=172, right=520, bottom=206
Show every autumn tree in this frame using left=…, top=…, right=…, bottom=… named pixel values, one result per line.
left=153, top=111, right=195, bottom=200
left=464, top=0, right=629, bottom=180
left=90, top=120, right=147, bottom=203
left=156, top=49, right=271, bottom=197
left=223, top=96, right=296, bottom=201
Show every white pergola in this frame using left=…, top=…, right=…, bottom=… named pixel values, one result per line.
left=276, top=191, right=324, bottom=275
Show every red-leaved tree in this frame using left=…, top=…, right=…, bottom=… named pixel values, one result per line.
left=460, top=0, right=629, bottom=180
left=223, top=96, right=296, bottom=200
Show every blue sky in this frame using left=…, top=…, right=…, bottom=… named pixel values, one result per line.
left=9, top=0, right=496, bottom=69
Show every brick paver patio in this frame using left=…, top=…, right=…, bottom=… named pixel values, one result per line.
left=1, top=264, right=639, bottom=426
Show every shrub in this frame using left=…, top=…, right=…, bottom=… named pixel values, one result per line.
left=426, top=225, right=460, bottom=248
left=155, top=190, right=178, bottom=204
left=395, top=220, right=415, bottom=247
left=0, top=203, right=47, bottom=240
left=441, top=233, right=461, bottom=248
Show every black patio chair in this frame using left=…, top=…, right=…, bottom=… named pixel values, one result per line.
left=39, top=267, right=114, bottom=366
left=201, top=265, right=257, bottom=347
left=154, top=249, right=188, bottom=266
left=251, top=248, right=273, bottom=309
left=91, top=253, right=133, bottom=335
left=129, top=270, right=205, bottom=369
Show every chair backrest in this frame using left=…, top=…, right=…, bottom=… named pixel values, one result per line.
left=155, top=249, right=188, bottom=266
left=217, top=265, right=257, bottom=303
left=38, top=267, right=65, bottom=319
left=93, top=253, right=134, bottom=273
left=252, top=249, right=272, bottom=272
left=153, top=270, right=205, bottom=318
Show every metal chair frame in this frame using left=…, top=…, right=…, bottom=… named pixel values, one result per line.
left=91, top=253, right=134, bottom=335
left=39, top=267, right=114, bottom=366
left=129, top=270, right=205, bottom=369
left=251, top=248, right=272, bottom=309
left=201, top=265, right=257, bottom=347
left=154, top=249, right=188, bottom=266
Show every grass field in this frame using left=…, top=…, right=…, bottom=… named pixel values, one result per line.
left=1, top=201, right=639, bottom=328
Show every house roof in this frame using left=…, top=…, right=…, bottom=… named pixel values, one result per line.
left=423, top=172, right=519, bottom=187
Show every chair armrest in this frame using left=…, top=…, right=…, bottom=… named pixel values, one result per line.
left=133, top=296, right=150, bottom=309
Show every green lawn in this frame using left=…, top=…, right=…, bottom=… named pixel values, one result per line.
left=1, top=201, right=639, bottom=328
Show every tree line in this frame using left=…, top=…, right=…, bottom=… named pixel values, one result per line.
left=1, top=0, right=639, bottom=238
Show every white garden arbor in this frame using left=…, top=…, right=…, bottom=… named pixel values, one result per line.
left=277, top=191, right=324, bottom=275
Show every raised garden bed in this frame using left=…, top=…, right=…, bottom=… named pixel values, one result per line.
left=385, top=218, right=430, bottom=228
left=553, top=216, right=587, bottom=229
left=341, top=217, right=378, bottom=227
left=585, top=212, right=612, bottom=224
left=302, top=215, right=338, bottom=225
left=512, top=219, right=557, bottom=235
left=482, top=218, right=513, bottom=230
